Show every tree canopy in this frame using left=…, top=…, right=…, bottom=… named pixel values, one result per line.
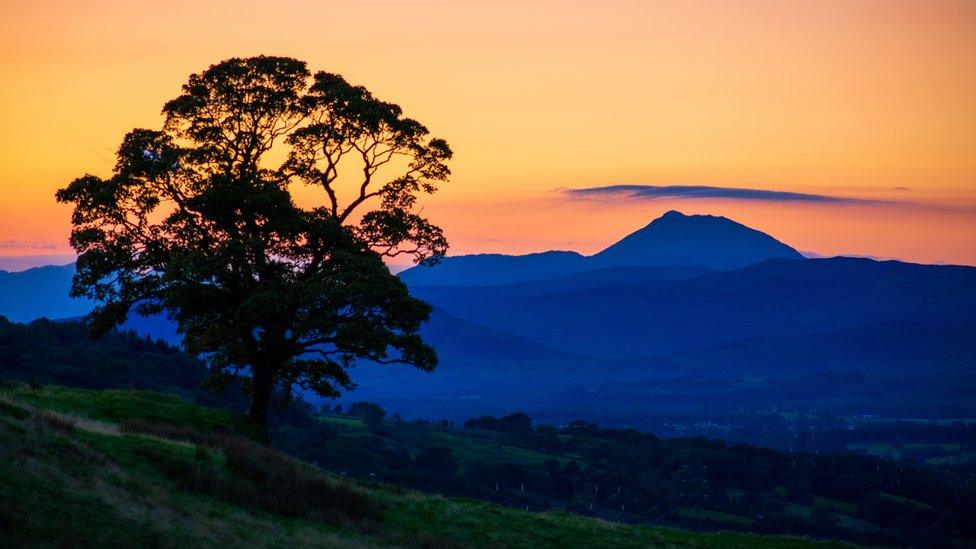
left=56, top=56, right=452, bottom=428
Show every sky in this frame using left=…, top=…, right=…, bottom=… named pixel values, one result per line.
left=1, top=0, right=975, bottom=270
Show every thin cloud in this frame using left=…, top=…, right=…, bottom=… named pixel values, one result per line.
left=561, top=184, right=891, bottom=204
left=0, top=239, right=62, bottom=250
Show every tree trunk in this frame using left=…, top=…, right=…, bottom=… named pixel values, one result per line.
left=247, top=363, right=274, bottom=441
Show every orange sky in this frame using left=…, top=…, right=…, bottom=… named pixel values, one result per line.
left=1, top=0, right=975, bottom=267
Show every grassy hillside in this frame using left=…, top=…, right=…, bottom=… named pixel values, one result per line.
left=0, top=384, right=842, bottom=548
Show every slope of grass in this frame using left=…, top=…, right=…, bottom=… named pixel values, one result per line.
left=877, top=493, right=934, bottom=510
left=676, top=508, right=755, bottom=528
left=812, top=496, right=857, bottom=515
left=0, top=384, right=846, bottom=548
left=3, top=385, right=262, bottom=440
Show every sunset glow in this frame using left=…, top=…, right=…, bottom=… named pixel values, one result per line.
left=2, top=0, right=975, bottom=266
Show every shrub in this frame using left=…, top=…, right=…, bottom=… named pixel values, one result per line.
left=348, top=402, right=386, bottom=428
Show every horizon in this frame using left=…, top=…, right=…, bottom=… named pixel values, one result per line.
left=1, top=207, right=973, bottom=272
left=2, top=1, right=976, bottom=267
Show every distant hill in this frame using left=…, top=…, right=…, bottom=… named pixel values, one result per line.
left=411, top=257, right=976, bottom=358
left=0, top=264, right=92, bottom=322
left=519, top=264, right=715, bottom=292
left=400, top=211, right=803, bottom=286
left=121, top=305, right=563, bottom=364
left=0, top=254, right=76, bottom=272
left=420, top=307, right=563, bottom=361
left=414, top=265, right=716, bottom=301
left=399, top=250, right=587, bottom=286
left=342, top=256, right=976, bottom=425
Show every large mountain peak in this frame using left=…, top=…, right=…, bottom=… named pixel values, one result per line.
left=592, top=210, right=803, bottom=270
left=399, top=211, right=805, bottom=286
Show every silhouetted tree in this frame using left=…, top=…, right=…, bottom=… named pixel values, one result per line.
left=348, top=401, right=387, bottom=427
left=497, top=412, right=533, bottom=436
left=56, top=56, right=452, bottom=431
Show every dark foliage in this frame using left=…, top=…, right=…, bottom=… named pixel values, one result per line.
left=0, top=316, right=211, bottom=399
left=347, top=401, right=387, bottom=427
left=278, top=409, right=976, bottom=547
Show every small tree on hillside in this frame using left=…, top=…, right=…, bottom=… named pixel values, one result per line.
left=56, top=56, right=451, bottom=431
left=348, top=401, right=387, bottom=428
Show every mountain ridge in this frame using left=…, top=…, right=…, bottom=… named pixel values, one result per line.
left=400, top=210, right=804, bottom=286
left=0, top=263, right=94, bottom=322
left=409, top=256, right=976, bottom=357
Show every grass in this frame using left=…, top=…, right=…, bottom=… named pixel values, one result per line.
left=0, top=384, right=850, bottom=548
left=381, top=495, right=816, bottom=548
left=677, top=507, right=755, bottom=528
left=3, top=385, right=263, bottom=441
left=831, top=513, right=882, bottom=534
left=877, top=493, right=934, bottom=510
left=812, top=496, right=857, bottom=515
left=927, top=453, right=976, bottom=465
left=903, top=442, right=961, bottom=451
left=319, top=414, right=367, bottom=428
left=845, top=443, right=894, bottom=456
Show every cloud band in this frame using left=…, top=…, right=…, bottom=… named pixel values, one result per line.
left=562, top=184, right=887, bottom=204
